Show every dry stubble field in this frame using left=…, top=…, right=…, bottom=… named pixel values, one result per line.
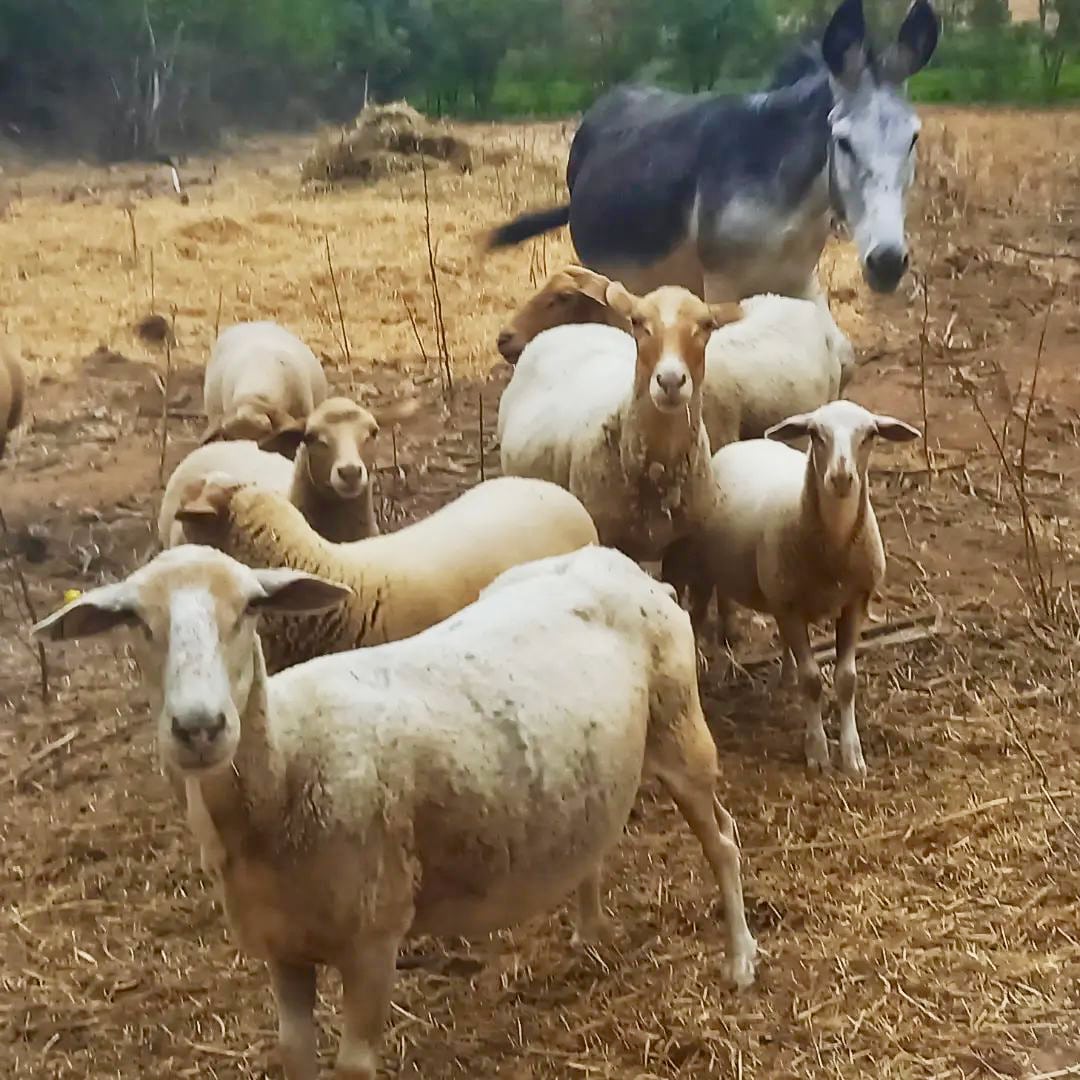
left=1, top=107, right=1080, bottom=1079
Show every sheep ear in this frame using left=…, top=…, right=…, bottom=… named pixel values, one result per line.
left=564, top=266, right=612, bottom=304
left=765, top=413, right=814, bottom=442
left=176, top=477, right=236, bottom=525
left=250, top=568, right=353, bottom=614
left=873, top=415, right=922, bottom=442
left=33, top=580, right=141, bottom=642
left=604, top=281, right=636, bottom=319
left=707, top=301, right=743, bottom=331
left=199, top=422, right=225, bottom=446
left=258, top=422, right=307, bottom=458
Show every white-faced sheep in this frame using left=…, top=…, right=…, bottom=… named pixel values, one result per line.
left=34, top=543, right=757, bottom=1080
left=160, top=396, right=412, bottom=548
left=497, top=266, right=856, bottom=450
left=202, top=321, right=328, bottom=443
left=497, top=282, right=742, bottom=560
left=664, top=399, right=921, bottom=776
left=0, top=336, right=25, bottom=460
left=174, top=474, right=599, bottom=673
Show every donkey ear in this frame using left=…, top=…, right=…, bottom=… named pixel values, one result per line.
left=822, top=0, right=868, bottom=88
left=881, top=0, right=940, bottom=82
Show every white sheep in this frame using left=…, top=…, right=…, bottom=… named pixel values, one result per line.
left=34, top=543, right=758, bottom=1080
left=663, top=399, right=921, bottom=776
left=202, top=321, right=328, bottom=443
left=0, top=335, right=25, bottom=460
left=173, top=474, right=600, bottom=673
left=496, top=266, right=856, bottom=450
left=498, top=282, right=742, bottom=560
left=159, top=396, right=408, bottom=548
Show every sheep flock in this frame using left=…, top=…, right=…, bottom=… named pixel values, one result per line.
left=1, top=106, right=1078, bottom=1080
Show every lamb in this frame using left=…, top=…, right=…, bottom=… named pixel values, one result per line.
left=159, top=396, right=406, bottom=548
left=497, top=266, right=856, bottom=450
left=34, top=543, right=757, bottom=1080
left=173, top=474, right=599, bottom=673
left=497, top=281, right=742, bottom=560
left=663, top=399, right=921, bottom=776
left=0, top=336, right=25, bottom=460
left=202, top=321, right=328, bottom=443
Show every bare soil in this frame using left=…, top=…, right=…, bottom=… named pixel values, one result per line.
left=1, top=109, right=1079, bottom=1079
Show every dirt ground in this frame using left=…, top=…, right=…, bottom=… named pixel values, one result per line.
left=1, top=107, right=1079, bottom=1079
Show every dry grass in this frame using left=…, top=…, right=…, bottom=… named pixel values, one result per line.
left=1, top=106, right=1080, bottom=1079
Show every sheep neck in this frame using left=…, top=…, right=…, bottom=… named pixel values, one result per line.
left=290, top=451, right=377, bottom=543
left=799, top=453, right=869, bottom=571
left=620, top=381, right=703, bottom=471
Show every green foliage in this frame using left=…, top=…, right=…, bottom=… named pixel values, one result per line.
left=2, top=0, right=1080, bottom=157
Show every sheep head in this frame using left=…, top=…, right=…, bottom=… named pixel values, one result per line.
left=32, top=546, right=350, bottom=775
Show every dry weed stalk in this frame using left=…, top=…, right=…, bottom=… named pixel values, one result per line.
left=0, top=506, right=49, bottom=702
left=953, top=293, right=1056, bottom=619
left=156, top=309, right=176, bottom=489
left=123, top=204, right=138, bottom=266
left=323, top=235, right=352, bottom=368
left=213, top=284, right=223, bottom=340
left=399, top=293, right=432, bottom=369
left=149, top=248, right=156, bottom=309
left=915, top=232, right=942, bottom=485
left=478, top=391, right=486, bottom=482
left=418, top=150, right=453, bottom=401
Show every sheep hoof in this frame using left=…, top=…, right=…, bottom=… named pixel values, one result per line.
left=840, top=743, right=867, bottom=778
left=804, top=736, right=831, bottom=774
left=724, top=936, right=759, bottom=990
left=571, top=917, right=615, bottom=948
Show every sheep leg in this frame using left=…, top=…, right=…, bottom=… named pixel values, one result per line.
left=334, top=937, right=399, bottom=1080
left=776, top=613, right=828, bottom=772
left=269, top=960, right=318, bottom=1080
left=571, top=868, right=613, bottom=946
left=651, top=708, right=758, bottom=989
left=835, top=602, right=867, bottom=777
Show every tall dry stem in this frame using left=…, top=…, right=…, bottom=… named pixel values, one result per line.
left=419, top=150, right=453, bottom=401
left=323, top=235, right=351, bottom=368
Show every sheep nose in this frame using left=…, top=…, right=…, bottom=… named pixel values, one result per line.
left=171, top=710, right=227, bottom=747
left=336, top=463, right=363, bottom=485
left=655, top=369, right=688, bottom=394
left=828, top=471, right=854, bottom=496
left=497, top=330, right=521, bottom=362
left=864, top=245, right=909, bottom=292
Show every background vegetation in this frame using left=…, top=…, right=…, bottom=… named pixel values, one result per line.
left=1, top=0, right=1079, bottom=158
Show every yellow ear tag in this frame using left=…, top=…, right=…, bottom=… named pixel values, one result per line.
left=63, top=589, right=83, bottom=604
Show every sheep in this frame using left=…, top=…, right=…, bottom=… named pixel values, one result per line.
left=496, top=266, right=856, bottom=450
left=202, top=321, right=328, bottom=443
left=160, top=396, right=407, bottom=548
left=173, top=474, right=600, bottom=673
left=34, top=543, right=758, bottom=1080
left=497, top=281, right=742, bottom=561
left=0, top=336, right=25, bottom=460
left=662, top=399, right=921, bottom=776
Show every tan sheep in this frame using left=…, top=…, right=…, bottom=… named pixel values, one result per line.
left=0, top=336, right=26, bottom=460
left=202, top=321, right=328, bottom=443
left=34, top=543, right=757, bottom=1080
left=663, top=399, right=921, bottom=776
left=174, top=474, right=599, bottom=672
left=497, top=282, right=741, bottom=561
left=160, top=396, right=411, bottom=548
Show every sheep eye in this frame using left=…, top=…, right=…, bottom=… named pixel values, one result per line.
left=836, top=136, right=855, bottom=158
left=909, top=132, right=919, bottom=152
left=630, top=316, right=647, bottom=332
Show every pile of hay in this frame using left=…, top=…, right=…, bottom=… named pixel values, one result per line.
left=301, top=102, right=474, bottom=184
